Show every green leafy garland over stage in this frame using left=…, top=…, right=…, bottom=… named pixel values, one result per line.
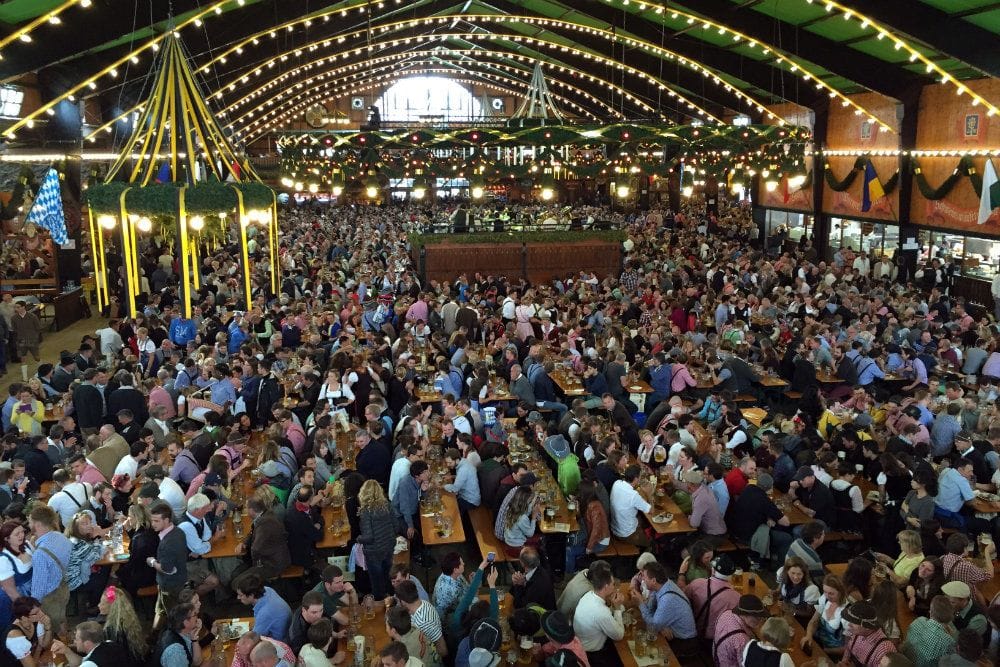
left=276, top=123, right=812, bottom=187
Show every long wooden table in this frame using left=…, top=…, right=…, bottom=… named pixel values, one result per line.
left=616, top=585, right=681, bottom=667
left=420, top=490, right=467, bottom=546
left=548, top=370, right=587, bottom=396
left=637, top=482, right=695, bottom=535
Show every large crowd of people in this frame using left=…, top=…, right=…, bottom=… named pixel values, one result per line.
left=0, top=195, right=996, bottom=667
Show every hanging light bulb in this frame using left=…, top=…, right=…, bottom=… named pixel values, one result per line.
left=98, top=215, right=116, bottom=229
left=136, top=217, right=152, bottom=233
left=540, top=187, right=554, bottom=201
left=308, top=183, right=318, bottom=194
left=411, top=186, right=425, bottom=200
left=682, top=185, right=694, bottom=198
left=471, top=186, right=484, bottom=200
left=189, top=215, right=205, bottom=231
left=332, top=185, right=343, bottom=197
left=765, top=180, right=779, bottom=192
left=616, top=184, right=631, bottom=199
left=294, top=182, right=304, bottom=192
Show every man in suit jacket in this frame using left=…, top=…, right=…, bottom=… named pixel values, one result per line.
left=89, top=424, right=130, bottom=481
left=115, top=409, right=142, bottom=445
left=72, top=369, right=105, bottom=434
left=511, top=547, right=557, bottom=610
left=144, top=404, right=172, bottom=449
left=238, top=497, right=291, bottom=581
left=107, top=371, right=148, bottom=425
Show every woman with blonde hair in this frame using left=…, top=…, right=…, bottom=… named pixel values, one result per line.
left=98, top=586, right=148, bottom=664
left=873, top=529, right=925, bottom=586
left=356, top=479, right=397, bottom=599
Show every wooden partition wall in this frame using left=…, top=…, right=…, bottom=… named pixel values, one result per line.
left=418, top=239, right=622, bottom=284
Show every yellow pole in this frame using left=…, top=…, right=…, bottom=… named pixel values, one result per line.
left=179, top=187, right=192, bottom=318
left=97, top=214, right=107, bottom=309
left=86, top=208, right=104, bottom=311
left=270, top=191, right=280, bottom=294
left=118, top=189, right=136, bottom=317
left=231, top=187, right=252, bottom=309
left=131, top=218, right=140, bottom=295
left=191, top=232, right=200, bottom=290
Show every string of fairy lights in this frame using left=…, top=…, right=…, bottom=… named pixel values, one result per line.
left=0, top=0, right=92, bottom=56
left=220, top=48, right=655, bottom=116
left=605, top=0, right=998, bottom=117
left=218, top=33, right=740, bottom=137
left=223, top=51, right=665, bottom=135
left=1, top=0, right=245, bottom=139
left=1, top=0, right=995, bottom=148
left=226, top=60, right=618, bottom=134
left=237, top=70, right=605, bottom=143
left=201, top=17, right=781, bottom=126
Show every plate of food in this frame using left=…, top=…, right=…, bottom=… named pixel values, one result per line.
left=652, top=513, right=673, bottom=524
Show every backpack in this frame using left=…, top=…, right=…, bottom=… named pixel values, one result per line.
left=836, top=357, right=859, bottom=386
left=556, top=454, right=581, bottom=496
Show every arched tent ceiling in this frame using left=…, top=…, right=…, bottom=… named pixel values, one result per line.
left=0, top=0, right=998, bottom=144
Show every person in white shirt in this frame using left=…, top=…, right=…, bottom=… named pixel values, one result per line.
left=573, top=566, right=625, bottom=662
left=389, top=445, right=422, bottom=501
left=113, top=438, right=153, bottom=480
left=609, top=465, right=652, bottom=548
left=95, top=322, right=124, bottom=361
left=46, top=469, right=94, bottom=529
left=177, top=494, right=223, bottom=596
left=146, top=464, right=186, bottom=516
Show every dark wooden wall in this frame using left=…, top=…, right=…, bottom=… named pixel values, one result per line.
left=419, top=240, right=622, bottom=284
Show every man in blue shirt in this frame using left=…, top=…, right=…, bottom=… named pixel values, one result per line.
left=210, top=369, right=240, bottom=409
left=1, top=383, right=19, bottom=432
left=235, top=574, right=293, bottom=642
left=227, top=316, right=248, bottom=355
left=444, top=449, right=480, bottom=511
left=630, top=561, right=697, bottom=641
left=169, top=315, right=197, bottom=347
left=930, top=402, right=962, bottom=458
left=28, top=505, right=73, bottom=630
left=854, top=350, right=886, bottom=387
left=935, top=459, right=977, bottom=532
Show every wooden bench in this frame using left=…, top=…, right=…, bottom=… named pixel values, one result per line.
left=279, top=565, right=305, bottom=579
left=469, top=507, right=510, bottom=563
left=824, top=530, right=864, bottom=543
left=606, top=538, right=640, bottom=559
left=714, top=538, right=742, bottom=553
left=735, top=394, right=757, bottom=403
left=785, top=391, right=803, bottom=399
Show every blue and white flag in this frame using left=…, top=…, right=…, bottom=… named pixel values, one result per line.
left=25, top=168, right=67, bottom=245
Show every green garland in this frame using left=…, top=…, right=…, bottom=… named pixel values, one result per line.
left=823, top=156, right=898, bottom=194
left=86, top=182, right=274, bottom=216
left=911, top=155, right=980, bottom=201
left=409, top=229, right=625, bottom=249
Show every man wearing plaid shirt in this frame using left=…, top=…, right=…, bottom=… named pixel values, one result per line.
left=711, top=595, right=768, bottom=667
left=901, top=595, right=958, bottom=667
left=840, top=601, right=897, bottom=667
left=940, top=533, right=994, bottom=593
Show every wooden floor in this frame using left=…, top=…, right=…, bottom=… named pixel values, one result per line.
left=3, top=313, right=107, bottom=396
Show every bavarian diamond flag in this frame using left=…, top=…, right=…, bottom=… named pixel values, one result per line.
left=25, top=168, right=68, bottom=245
